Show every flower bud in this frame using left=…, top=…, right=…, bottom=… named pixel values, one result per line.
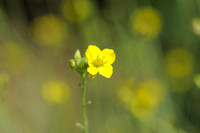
left=74, top=49, right=81, bottom=61
left=82, top=57, right=88, bottom=67
left=69, top=59, right=76, bottom=69
left=76, top=58, right=84, bottom=69
left=77, top=57, right=88, bottom=69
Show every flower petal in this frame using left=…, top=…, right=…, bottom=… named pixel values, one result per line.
left=87, top=66, right=98, bottom=75
left=101, top=48, right=116, bottom=64
left=98, top=64, right=113, bottom=78
left=85, top=45, right=101, bottom=63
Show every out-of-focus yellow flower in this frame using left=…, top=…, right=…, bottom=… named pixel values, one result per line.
left=192, top=17, right=200, bottom=36
left=0, top=42, right=29, bottom=74
left=117, top=79, right=165, bottom=119
left=130, top=7, right=163, bottom=38
left=194, top=74, right=200, bottom=89
left=30, top=14, right=67, bottom=46
left=130, top=79, right=165, bottom=118
left=61, top=0, right=91, bottom=22
left=117, top=78, right=135, bottom=104
left=117, top=86, right=133, bottom=103
left=165, top=48, right=194, bottom=78
left=0, top=73, right=9, bottom=90
left=86, top=45, right=116, bottom=78
left=42, top=81, right=70, bottom=104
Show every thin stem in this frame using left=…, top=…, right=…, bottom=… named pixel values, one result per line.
left=81, top=73, right=88, bottom=133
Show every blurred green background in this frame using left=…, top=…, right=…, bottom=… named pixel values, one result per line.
left=0, top=0, right=200, bottom=133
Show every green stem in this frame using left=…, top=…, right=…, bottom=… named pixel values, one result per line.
left=81, top=73, right=88, bottom=133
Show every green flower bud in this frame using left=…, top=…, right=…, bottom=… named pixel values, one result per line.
left=77, top=57, right=88, bottom=69
left=69, top=59, right=76, bottom=69
left=76, top=58, right=84, bottom=69
left=82, top=57, right=88, bottom=67
left=74, top=49, right=81, bottom=61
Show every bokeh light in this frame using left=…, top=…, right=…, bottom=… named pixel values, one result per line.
left=117, top=78, right=135, bottom=105
left=192, top=17, right=200, bottom=36
left=194, top=74, right=200, bottom=89
left=42, top=80, right=70, bottom=104
left=30, top=14, right=67, bottom=46
left=0, top=73, right=9, bottom=89
left=165, top=48, right=194, bottom=78
left=130, top=79, right=165, bottom=119
left=61, top=0, right=91, bottom=22
left=0, top=41, right=30, bottom=74
left=117, top=79, right=165, bottom=119
left=130, top=7, right=163, bottom=39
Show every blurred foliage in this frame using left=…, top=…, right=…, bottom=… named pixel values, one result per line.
left=0, top=0, right=200, bottom=133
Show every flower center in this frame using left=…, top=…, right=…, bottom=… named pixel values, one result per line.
left=93, top=56, right=104, bottom=67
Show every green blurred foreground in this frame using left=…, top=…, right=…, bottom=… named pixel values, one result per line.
left=0, top=0, right=200, bottom=133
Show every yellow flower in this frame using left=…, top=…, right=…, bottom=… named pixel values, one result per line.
left=85, top=45, right=116, bottom=78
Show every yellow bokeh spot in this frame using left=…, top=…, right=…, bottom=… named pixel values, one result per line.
left=165, top=48, right=194, bottom=77
left=117, top=86, right=133, bottom=103
left=42, top=81, right=70, bottom=104
left=0, top=42, right=29, bottom=74
left=61, top=0, right=90, bottom=22
left=30, top=14, right=67, bottom=46
left=130, top=7, right=163, bottom=38
left=117, top=78, right=135, bottom=104
left=194, top=74, right=200, bottom=88
left=117, top=78, right=165, bottom=119
left=0, top=73, right=9, bottom=90
left=130, top=79, right=165, bottom=118
left=192, top=17, right=200, bottom=36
